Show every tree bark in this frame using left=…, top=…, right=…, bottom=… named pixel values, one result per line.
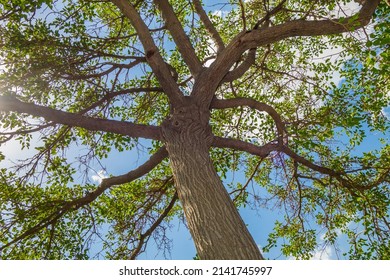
left=162, top=97, right=263, bottom=259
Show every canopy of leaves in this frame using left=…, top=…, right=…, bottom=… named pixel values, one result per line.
left=0, top=0, right=389, bottom=259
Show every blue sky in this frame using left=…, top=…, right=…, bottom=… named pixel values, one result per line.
left=0, top=0, right=388, bottom=260
left=132, top=122, right=388, bottom=260
left=2, top=119, right=387, bottom=260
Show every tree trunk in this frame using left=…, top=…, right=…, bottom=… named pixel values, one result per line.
left=162, top=97, right=263, bottom=259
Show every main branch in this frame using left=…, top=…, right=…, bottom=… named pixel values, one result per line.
left=212, top=136, right=278, bottom=158
left=241, top=0, right=380, bottom=49
left=154, top=0, right=203, bottom=76
left=0, top=147, right=168, bottom=251
left=192, top=0, right=225, bottom=52
left=0, top=96, right=162, bottom=141
left=110, top=0, right=184, bottom=107
left=194, top=0, right=380, bottom=106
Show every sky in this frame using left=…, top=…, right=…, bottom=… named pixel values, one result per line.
left=0, top=0, right=388, bottom=260
left=2, top=123, right=385, bottom=260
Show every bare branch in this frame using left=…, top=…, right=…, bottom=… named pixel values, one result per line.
left=292, top=160, right=305, bottom=230
left=253, top=0, right=288, bottom=29
left=238, top=0, right=247, bottom=30
left=110, top=0, right=184, bottom=107
left=130, top=191, right=178, bottom=260
left=59, top=59, right=146, bottom=81
left=0, top=96, right=162, bottom=141
left=232, top=159, right=263, bottom=203
left=192, top=0, right=225, bottom=52
left=79, top=87, right=164, bottom=114
left=194, top=0, right=380, bottom=106
left=154, top=0, right=203, bottom=76
left=0, top=123, right=55, bottom=143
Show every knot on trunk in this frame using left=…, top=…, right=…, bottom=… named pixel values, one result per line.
left=162, top=98, right=213, bottom=149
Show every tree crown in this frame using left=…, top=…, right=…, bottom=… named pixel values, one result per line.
left=0, top=0, right=389, bottom=259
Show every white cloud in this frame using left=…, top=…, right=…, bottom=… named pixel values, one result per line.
left=91, top=169, right=108, bottom=184
left=211, top=9, right=229, bottom=18
left=382, top=107, right=390, bottom=120
left=329, top=1, right=361, bottom=18
left=310, top=245, right=333, bottom=260
left=204, top=38, right=216, bottom=67
left=287, top=245, right=334, bottom=260
left=310, top=230, right=343, bottom=260
left=287, top=231, right=340, bottom=260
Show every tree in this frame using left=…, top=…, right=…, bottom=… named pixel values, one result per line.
left=0, top=0, right=388, bottom=260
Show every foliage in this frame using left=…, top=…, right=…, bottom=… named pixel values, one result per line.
left=0, top=0, right=389, bottom=259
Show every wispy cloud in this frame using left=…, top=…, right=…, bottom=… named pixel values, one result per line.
left=310, top=230, right=343, bottom=260
left=211, top=9, right=229, bottom=18
left=286, top=231, right=342, bottom=260
left=91, top=170, right=108, bottom=184
left=382, top=107, right=390, bottom=120
left=310, top=244, right=333, bottom=260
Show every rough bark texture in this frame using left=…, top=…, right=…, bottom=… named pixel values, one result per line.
left=162, top=97, right=263, bottom=259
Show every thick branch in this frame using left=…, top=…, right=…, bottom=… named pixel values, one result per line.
left=0, top=147, right=168, bottom=251
left=212, top=136, right=278, bottom=157
left=74, top=147, right=169, bottom=207
left=281, top=145, right=387, bottom=191
left=220, top=0, right=286, bottom=84
left=110, top=0, right=184, bottom=107
left=212, top=135, right=345, bottom=179
left=154, top=0, right=202, bottom=76
left=213, top=120, right=382, bottom=193
left=219, top=0, right=287, bottom=83
left=280, top=145, right=341, bottom=177
left=0, top=96, right=161, bottom=141
left=221, top=48, right=256, bottom=83
left=213, top=135, right=354, bottom=191
left=253, top=0, right=288, bottom=29
left=194, top=0, right=380, bottom=106
left=242, top=1, right=380, bottom=49
left=192, top=0, right=225, bottom=52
